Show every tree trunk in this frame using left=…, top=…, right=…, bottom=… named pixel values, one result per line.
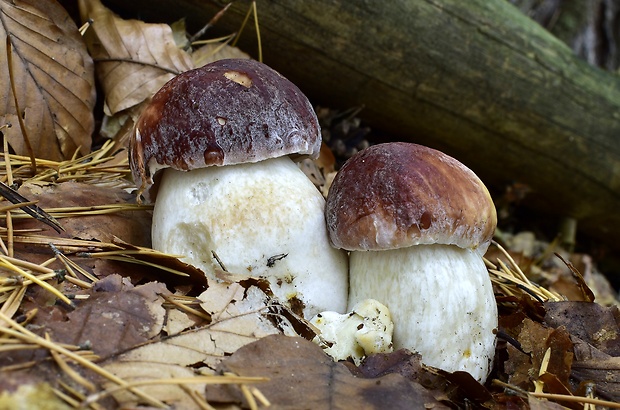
left=104, top=0, right=620, bottom=252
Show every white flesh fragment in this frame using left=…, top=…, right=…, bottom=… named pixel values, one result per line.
left=310, top=299, right=394, bottom=365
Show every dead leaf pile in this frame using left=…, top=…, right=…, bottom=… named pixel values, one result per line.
left=0, top=0, right=619, bottom=409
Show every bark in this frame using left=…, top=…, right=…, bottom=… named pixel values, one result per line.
left=511, top=0, right=620, bottom=70
left=103, top=0, right=620, bottom=249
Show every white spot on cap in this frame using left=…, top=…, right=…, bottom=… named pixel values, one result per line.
left=224, top=70, right=252, bottom=88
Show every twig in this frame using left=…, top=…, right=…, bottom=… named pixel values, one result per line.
left=492, top=379, right=620, bottom=408
left=0, top=182, right=64, bottom=233
left=187, top=3, right=232, bottom=45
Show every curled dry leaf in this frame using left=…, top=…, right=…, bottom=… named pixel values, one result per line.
left=78, top=0, right=193, bottom=116
left=3, top=181, right=152, bottom=278
left=0, top=0, right=95, bottom=161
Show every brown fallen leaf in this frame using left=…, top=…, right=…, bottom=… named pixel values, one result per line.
left=0, top=181, right=63, bottom=233
left=347, top=349, right=490, bottom=407
left=0, top=0, right=95, bottom=161
left=78, top=0, right=193, bottom=116
left=0, top=275, right=167, bottom=409
left=348, top=349, right=425, bottom=381
left=44, top=274, right=167, bottom=359
left=528, top=395, right=573, bottom=409
left=2, top=181, right=153, bottom=286
left=9, top=181, right=151, bottom=247
left=544, top=301, right=620, bottom=356
left=207, top=334, right=447, bottom=410
left=571, top=337, right=620, bottom=402
left=504, top=318, right=573, bottom=393
left=89, top=237, right=210, bottom=291
left=545, top=306, right=620, bottom=403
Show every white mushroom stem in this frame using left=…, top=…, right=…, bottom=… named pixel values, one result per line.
left=347, top=244, right=497, bottom=382
left=152, top=156, right=349, bottom=318
left=310, top=299, right=394, bottom=365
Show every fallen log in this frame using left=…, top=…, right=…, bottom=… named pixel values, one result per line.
left=103, top=0, right=620, bottom=256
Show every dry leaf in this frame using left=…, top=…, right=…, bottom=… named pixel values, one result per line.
left=102, top=237, right=211, bottom=291
left=545, top=301, right=620, bottom=356
left=349, top=349, right=425, bottom=381
left=528, top=395, right=572, bottom=410
left=4, top=181, right=153, bottom=281
left=163, top=307, right=201, bottom=336
left=571, top=337, right=620, bottom=402
left=504, top=318, right=573, bottom=391
left=105, top=280, right=295, bottom=370
left=98, top=278, right=301, bottom=407
left=207, top=334, right=446, bottom=410
left=347, top=350, right=475, bottom=407
left=10, top=181, right=151, bottom=246
left=0, top=383, right=72, bottom=410
left=0, top=0, right=95, bottom=161
left=191, top=43, right=250, bottom=68
left=545, top=302, right=620, bottom=402
left=78, top=0, right=193, bottom=115
left=45, top=275, right=167, bottom=359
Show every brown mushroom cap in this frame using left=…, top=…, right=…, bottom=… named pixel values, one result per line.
left=130, top=58, right=321, bottom=197
left=325, top=142, right=497, bottom=252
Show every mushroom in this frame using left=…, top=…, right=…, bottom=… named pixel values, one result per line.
left=130, top=59, right=348, bottom=318
left=325, top=142, right=498, bottom=381
left=310, top=298, right=394, bottom=365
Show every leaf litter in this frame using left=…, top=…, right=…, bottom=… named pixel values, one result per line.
left=1, top=0, right=620, bottom=408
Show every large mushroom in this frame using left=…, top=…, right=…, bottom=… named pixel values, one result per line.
left=130, top=58, right=348, bottom=318
left=325, top=142, right=498, bottom=381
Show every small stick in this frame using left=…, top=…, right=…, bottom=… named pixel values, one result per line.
left=0, top=181, right=64, bottom=233
left=187, top=3, right=232, bottom=45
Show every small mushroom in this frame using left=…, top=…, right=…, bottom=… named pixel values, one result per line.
left=130, top=59, right=348, bottom=318
left=325, top=142, right=498, bottom=381
left=310, top=299, right=394, bottom=365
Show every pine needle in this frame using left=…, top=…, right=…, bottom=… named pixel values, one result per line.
left=46, top=333, right=97, bottom=393
left=0, top=254, right=73, bottom=306
left=486, top=240, right=563, bottom=302
left=81, top=374, right=268, bottom=407
left=0, top=312, right=167, bottom=408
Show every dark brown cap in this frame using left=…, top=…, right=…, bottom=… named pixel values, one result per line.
left=130, top=58, right=321, bottom=199
left=325, top=142, right=497, bottom=252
